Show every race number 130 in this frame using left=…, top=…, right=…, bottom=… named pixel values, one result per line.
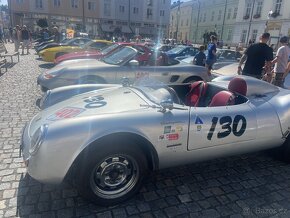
left=207, top=115, right=247, bottom=140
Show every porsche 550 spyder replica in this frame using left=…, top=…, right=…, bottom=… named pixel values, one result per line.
left=37, top=46, right=210, bottom=92
left=21, top=76, right=290, bottom=205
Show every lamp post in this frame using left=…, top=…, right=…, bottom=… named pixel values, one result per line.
left=175, top=0, right=181, bottom=41
left=194, top=0, right=200, bottom=44
left=245, top=0, right=256, bottom=47
left=220, top=0, right=228, bottom=40
left=82, top=0, right=85, bottom=32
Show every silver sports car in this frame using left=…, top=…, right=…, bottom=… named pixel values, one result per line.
left=37, top=46, right=211, bottom=92
left=21, top=76, right=290, bottom=205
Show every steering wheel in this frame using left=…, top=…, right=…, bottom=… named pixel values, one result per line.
left=166, top=87, right=182, bottom=105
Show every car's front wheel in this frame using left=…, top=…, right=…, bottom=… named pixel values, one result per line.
left=75, top=143, right=147, bottom=205
left=272, top=136, right=290, bottom=163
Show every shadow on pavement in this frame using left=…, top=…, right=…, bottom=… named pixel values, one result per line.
left=15, top=152, right=290, bottom=217
left=39, top=63, right=55, bottom=69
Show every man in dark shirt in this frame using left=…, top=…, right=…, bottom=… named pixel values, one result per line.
left=194, top=45, right=206, bottom=66
left=238, top=32, right=273, bottom=79
left=206, top=35, right=217, bottom=76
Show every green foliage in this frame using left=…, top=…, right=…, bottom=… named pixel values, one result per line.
left=37, top=18, right=48, bottom=29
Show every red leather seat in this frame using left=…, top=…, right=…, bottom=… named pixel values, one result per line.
left=185, top=81, right=207, bottom=107
left=228, top=77, right=247, bottom=96
left=208, top=91, right=235, bottom=107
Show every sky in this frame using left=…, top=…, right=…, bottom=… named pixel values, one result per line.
left=1, top=0, right=7, bottom=5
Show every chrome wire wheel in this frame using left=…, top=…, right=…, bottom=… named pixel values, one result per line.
left=90, top=154, right=140, bottom=199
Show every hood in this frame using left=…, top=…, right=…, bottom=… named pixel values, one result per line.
left=29, top=87, right=148, bottom=135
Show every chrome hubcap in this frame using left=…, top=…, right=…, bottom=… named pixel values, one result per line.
left=90, top=155, right=139, bottom=199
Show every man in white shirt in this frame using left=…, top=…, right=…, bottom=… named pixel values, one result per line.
left=271, top=36, right=290, bottom=87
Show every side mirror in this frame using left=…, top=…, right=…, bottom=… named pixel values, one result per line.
left=129, top=60, right=140, bottom=66
left=160, top=99, right=174, bottom=111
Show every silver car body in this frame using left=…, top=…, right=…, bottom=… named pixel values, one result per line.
left=22, top=75, right=290, bottom=184
left=37, top=47, right=210, bottom=91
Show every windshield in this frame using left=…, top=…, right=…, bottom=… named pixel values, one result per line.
left=135, top=86, right=172, bottom=105
left=167, top=46, right=185, bottom=54
left=100, top=43, right=120, bottom=55
left=102, top=47, right=137, bottom=65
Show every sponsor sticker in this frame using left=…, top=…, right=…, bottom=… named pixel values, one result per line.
left=47, top=107, right=85, bottom=121
left=164, top=126, right=172, bottom=134
left=197, top=125, right=202, bottom=131
left=195, top=116, right=203, bottom=124
left=176, top=126, right=183, bottom=132
left=166, top=133, right=179, bottom=141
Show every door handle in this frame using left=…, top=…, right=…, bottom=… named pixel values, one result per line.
left=162, top=72, right=169, bottom=76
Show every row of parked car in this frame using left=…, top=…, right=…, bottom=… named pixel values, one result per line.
left=21, top=37, right=290, bottom=206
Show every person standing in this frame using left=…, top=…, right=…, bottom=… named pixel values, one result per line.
left=194, top=45, right=206, bottom=66
left=205, top=35, right=217, bottom=76
left=238, top=32, right=273, bottom=79
left=20, top=25, right=31, bottom=55
left=271, top=36, right=290, bottom=87
left=12, top=25, right=21, bottom=52
left=52, top=26, right=60, bottom=43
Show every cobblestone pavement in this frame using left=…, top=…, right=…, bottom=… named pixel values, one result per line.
left=0, top=44, right=290, bottom=217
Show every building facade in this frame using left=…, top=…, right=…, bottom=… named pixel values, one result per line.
left=169, top=1, right=193, bottom=42
left=233, top=0, right=290, bottom=50
left=9, top=0, right=171, bottom=39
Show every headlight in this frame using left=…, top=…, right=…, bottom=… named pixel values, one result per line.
left=39, top=90, right=51, bottom=109
left=30, top=125, right=48, bottom=155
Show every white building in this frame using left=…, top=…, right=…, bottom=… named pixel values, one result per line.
left=233, top=0, right=290, bottom=49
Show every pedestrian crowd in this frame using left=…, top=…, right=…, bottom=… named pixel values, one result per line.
left=237, top=32, right=290, bottom=88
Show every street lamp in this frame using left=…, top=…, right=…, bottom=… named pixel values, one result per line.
left=194, top=0, right=200, bottom=44
left=220, top=0, right=228, bottom=40
left=175, top=0, right=181, bottom=41
left=82, top=0, right=85, bottom=32
left=245, top=0, right=256, bottom=47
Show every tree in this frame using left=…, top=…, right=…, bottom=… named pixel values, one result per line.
left=37, top=18, right=48, bottom=29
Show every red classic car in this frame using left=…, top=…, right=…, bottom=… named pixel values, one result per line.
left=54, top=42, right=152, bottom=65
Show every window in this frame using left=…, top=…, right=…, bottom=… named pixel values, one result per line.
left=218, top=10, right=222, bottom=21
left=274, top=0, right=282, bottom=14
left=256, top=1, right=263, bottom=15
left=147, top=8, right=152, bottom=19
left=119, top=5, right=125, bottom=13
left=211, top=11, right=215, bottom=21
left=35, top=0, right=43, bottom=9
left=160, top=10, right=164, bottom=16
left=133, top=7, right=139, bottom=14
left=147, top=0, right=153, bottom=6
left=233, top=8, right=238, bottom=19
left=53, top=0, right=60, bottom=7
left=241, top=30, right=247, bottom=43
left=227, top=8, right=232, bottom=19
left=88, top=2, right=96, bottom=10
left=181, top=20, right=183, bottom=26
left=252, top=29, right=258, bottom=42
left=71, top=0, right=78, bottom=8
left=245, top=2, right=251, bottom=16
left=104, top=3, right=111, bottom=16
left=186, top=19, right=189, bottom=26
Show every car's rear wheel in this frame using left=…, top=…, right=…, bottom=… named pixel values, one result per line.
left=75, top=142, right=147, bottom=205
left=55, top=52, right=67, bottom=59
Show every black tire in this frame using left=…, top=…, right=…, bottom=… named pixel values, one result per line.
left=55, top=52, right=67, bottom=59
left=75, top=140, right=148, bottom=205
left=79, top=76, right=106, bottom=84
left=272, top=136, right=290, bottom=162
left=183, top=76, right=202, bottom=83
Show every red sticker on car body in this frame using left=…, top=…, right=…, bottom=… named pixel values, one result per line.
left=166, top=133, right=179, bottom=141
left=47, top=107, right=85, bottom=121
